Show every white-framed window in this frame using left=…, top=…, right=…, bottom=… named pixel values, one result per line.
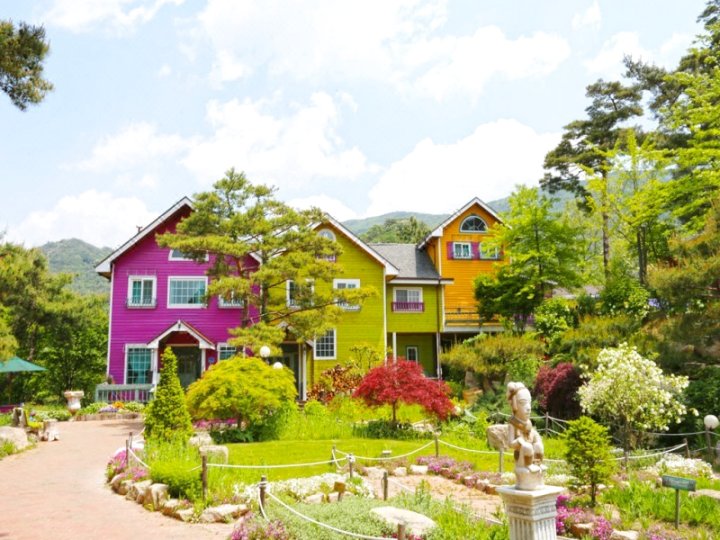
left=317, top=229, right=337, bottom=261
left=127, top=276, right=156, bottom=308
left=315, top=329, right=336, bottom=359
left=218, top=292, right=244, bottom=308
left=168, top=249, right=208, bottom=261
left=406, top=346, right=419, bottom=362
left=452, top=242, right=472, bottom=259
left=334, top=278, right=360, bottom=311
left=218, top=343, right=237, bottom=361
left=126, top=346, right=152, bottom=384
left=168, top=276, right=207, bottom=308
left=460, top=215, right=487, bottom=233
left=480, top=244, right=500, bottom=260
left=287, top=279, right=314, bottom=307
left=393, top=288, right=424, bottom=312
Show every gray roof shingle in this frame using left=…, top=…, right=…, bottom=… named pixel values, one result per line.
left=369, top=243, right=441, bottom=280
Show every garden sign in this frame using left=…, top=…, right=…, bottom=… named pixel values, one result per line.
left=661, top=474, right=696, bottom=529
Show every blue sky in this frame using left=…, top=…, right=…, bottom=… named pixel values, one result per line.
left=1, top=0, right=707, bottom=247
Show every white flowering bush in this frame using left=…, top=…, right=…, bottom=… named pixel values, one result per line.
left=233, top=473, right=374, bottom=502
left=650, top=454, right=713, bottom=479
left=578, top=344, right=688, bottom=450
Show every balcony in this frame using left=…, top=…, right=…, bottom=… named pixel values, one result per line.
left=94, top=383, right=154, bottom=403
left=445, top=307, right=481, bottom=326
left=392, top=301, right=424, bottom=313
left=126, top=298, right=156, bottom=308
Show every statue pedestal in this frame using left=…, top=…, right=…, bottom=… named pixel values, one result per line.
left=497, top=485, right=564, bottom=540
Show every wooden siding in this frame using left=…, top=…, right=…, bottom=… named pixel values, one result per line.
left=386, top=284, right=441, bottom=333
left=107, top=208, right=259, bottom=383
left=392, top=333, right=436, bottom=375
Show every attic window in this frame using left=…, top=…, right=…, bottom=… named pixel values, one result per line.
left=460, top=215, right=487, bottom=233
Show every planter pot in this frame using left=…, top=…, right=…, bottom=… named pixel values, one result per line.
left=63, top=390, right=85, bottom=416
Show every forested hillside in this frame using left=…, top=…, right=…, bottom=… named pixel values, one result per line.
left=39, top=239, right=111, bottom=295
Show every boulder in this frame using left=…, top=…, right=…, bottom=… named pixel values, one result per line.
left=392, top=467, right=407, bottom=477
left=175, top=508, right=195, bottom=522
left=363, top=466, right=385, bottom=480
left=189, top=432, right=213, bottom=447
left=0, top=426, right=29, bottom=451
left=199, top=504, right=247, bottom=523
left=409, top=465, right=428, bottom=475
left=484, top=483, right=499, bottom=495
left=610, top=531, right=640, bottom=540
left=327, top=492, right=340, bottom=503
left=109, top=474, right=124, bottom=492
left=571, top=523, right=594, bottom=538
left=371, top=506, right=436, bottom=536
left=486, top=424, right=508, bottom=451
left=304, top=493, right=325, bottom=504
left=199, top=444, right=229, bottom=464
left=118, top=479, right=133, bottom=496
left=690, top=489, right=720, bottom=502
left=475, top=480, right=489, bottom=492
left=126, top=479, right=151, bottom=502
left=148, top=483, right=169, bottom=509
left=161, top=499, right=182, bottom=517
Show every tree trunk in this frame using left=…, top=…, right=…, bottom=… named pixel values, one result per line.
left=637, top=225, right=647, bottom=286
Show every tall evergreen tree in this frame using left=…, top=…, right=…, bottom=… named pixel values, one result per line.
left=0, top=20, right=53, bottom=110
left=144, top=348, right=193, bottom=441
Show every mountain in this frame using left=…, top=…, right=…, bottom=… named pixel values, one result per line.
left=39, top=239, right=112, bottom=295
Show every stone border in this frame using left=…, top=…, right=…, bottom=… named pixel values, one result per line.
left=76, top=412, right=142, bottom=421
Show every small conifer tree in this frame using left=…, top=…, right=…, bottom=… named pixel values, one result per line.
left=563, top=416, right=615, bottom=506
left=144, top=347, right=193, bottom=441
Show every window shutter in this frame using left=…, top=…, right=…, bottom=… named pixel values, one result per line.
left=472, top=242, right=480, bottom=260
left=447, top=242, right=454, bottom=260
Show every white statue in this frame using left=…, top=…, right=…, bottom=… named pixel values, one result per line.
left=506, top=381, right=545, bottom=490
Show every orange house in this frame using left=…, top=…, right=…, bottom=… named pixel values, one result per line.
left=419, top=197, right=505, bottom=342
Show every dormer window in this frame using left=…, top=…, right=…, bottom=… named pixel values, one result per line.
left=460, top=215, right=487, bottom=233
left=317, top=229, right=336, bottom=261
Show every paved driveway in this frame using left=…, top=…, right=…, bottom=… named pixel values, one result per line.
left=0, top=419, right=235, bottom=540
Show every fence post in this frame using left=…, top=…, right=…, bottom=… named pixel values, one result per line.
left=397, top=521, right=406, bottom=540
left=126, top=432, right=132, bottom=467
left=382, top=471, right=388, bottom=501
left=259, top=475, right=267, bottom=510
left=544, top=413, right=549, bottom=435
left=498, top=448, right=504, bottom=474
left=348, top=454, right=355, bottom=479
left=201, top=455, right=208, bottom=502
left=434, top=433, right=439, bottom=457
left=331, top=445, right=337, bottom=468
left=706, top=429, right=713, bottom=463
left=683, top=438, right=690, bottom=459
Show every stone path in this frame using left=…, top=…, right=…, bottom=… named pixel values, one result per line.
left=0, top=419, right=235, bottom=540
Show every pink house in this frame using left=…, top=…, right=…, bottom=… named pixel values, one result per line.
left=95, top=197, right=259, bottom=400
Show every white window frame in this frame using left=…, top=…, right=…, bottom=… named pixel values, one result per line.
left=127, top=275, right=156, bottom=308
left=452, top=242, right=472, bottom=260
left=217, top=343, right=237, bottom=361
left=317, top=229, right=337, bottom=261
left=125, top=345, right=152, bottom=385
left=167, top=276, right=208, bottom=309
left=480, top=244, right=500, bottom=260
left=168, top=249, right=209, bottom=262
left=314, top=329, right=336, bottom=360
left=460, top=214, right=488, bottom=233
left=287, top=279, right=314, bottom=307
left=393, top=287, right=423, bottom=303
left=218, top=292, right=244, bottom=308
left=406, top=346, right=419, bottom=362
left=333, top=278, right=360, bottom=311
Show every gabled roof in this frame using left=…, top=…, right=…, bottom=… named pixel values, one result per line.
left=369, top=243, right=451, bottom=284
left=320, top=214, right=399, bottom=275
left=418, top=197, right=504, bottom=250
left=147, top=320, right=215, bottom=350
left=95, top=197, right=193, bottom=277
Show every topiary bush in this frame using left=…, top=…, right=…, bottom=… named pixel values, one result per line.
left=563, top=416, right=616, bottom=506
left=144, top=347, right=193, bottom=442
left=534, top=362, right=582, bottom=419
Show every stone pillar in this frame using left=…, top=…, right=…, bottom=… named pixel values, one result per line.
left=497, top=485, right=564, bottom=540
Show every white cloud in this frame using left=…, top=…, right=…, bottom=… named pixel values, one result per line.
left=8, top=190, right=156, bottom=247
left=572, top=1, right=601, bottom=31
left=584, top=32, right=652, bottom=78
left=289, top=195, right=358, bottom=221
left=659, top=33, right=694, bottom=62
left=367, top=119, right=560, bottom=216
left=43, top=0, right=184, bottom=34
left=75, top=122, right=192, bottom=172
left=181, top=92, right=372, bottom=189
left=194, top=0, right=569, bottom=100
left=157, top=64, right=172, bottom=77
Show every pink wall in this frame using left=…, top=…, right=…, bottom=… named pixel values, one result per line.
left=107, top=207, right=259, bottom=383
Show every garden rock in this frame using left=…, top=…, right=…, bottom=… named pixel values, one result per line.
left=304, top=493, right=325, bottom=504
left=690, top=489, right=720, bottom=502
left=363, top=466, right=385, bottom=480
left=189, top=432, right=213, bottom=447
left=175, top=508, right=195, bottom=522
left=199, top=444, right=229, bottom=464
left=410, top=465, right=428, bottom=475
left=127, top=479, right=151, bottom=502
left=109, top=473, right=124, bottom=492
left=392, top=467, right=407, bottom=477
left=486, top=424, right=508, bottom=450
left=570, top=523, right=593, bottom=537
left=199, top=504, right=247, bottom=523
left=0, top=426, right=28, bottom=451
left=484, top=483, right=498, bottom=495
left=118, top=479, right=133, bottom=496
left=371, top=506, right=436, bottom=536
left=327, top=492, right=340, bottom=503
left=148, top=483, right=169, bottom=508
left=610, top=531, right=639, bottom=540
left=161, top=499, right=182, bottom=517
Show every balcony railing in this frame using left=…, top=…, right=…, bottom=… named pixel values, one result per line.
left=95, top=383, right=154, bottom=404
left=392, top=301, right=424, bottom=312
left=126, top=298, right=157, bottom=308
left=445, top=307, right=481, bottom=326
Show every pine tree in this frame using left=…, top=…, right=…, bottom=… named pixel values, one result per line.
left=563, top=416, right=616, bottom=506
left=144, top=347, right=193, bottom=441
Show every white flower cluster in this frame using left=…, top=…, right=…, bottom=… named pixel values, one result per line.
left=545, top=474, right=576, bottom=486
left=233, top=473, right=374, bottom=502
left=579, top=343, right=689, bottom=432
left=650, top=454, right=713, bottom=479
left=500, top=472, right=516, bottom=485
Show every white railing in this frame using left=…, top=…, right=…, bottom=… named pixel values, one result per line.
left=95, top=383, right=154, bottom=403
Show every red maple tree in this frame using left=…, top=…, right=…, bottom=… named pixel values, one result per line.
left=353, top=360, right=454, bottom=424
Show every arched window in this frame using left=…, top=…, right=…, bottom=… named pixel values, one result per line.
left=317, top=229, right=336, bottom=241
left=460, top=215, right=487, bottom=233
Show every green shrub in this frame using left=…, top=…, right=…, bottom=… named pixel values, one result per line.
left=145, top=348, right=193, bottom=442
left=35, top=408, right=71, bottom=422
left=78, top=401, right=109, bottom=415
left=123, top=401, right=145, bottom=413
left=0, top=440, right=16, bottom=458
left=534, top=297, right=576, bottom=341
left=150, top=460, right=201, bottom=500
left=353, top=419, right=430, bottom=440
left=563, top=416, right=616, bottom=506
left=0, top=413, right=11, bottom=427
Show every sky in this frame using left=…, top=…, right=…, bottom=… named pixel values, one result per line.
left=0, top=0, right=708, bottom=248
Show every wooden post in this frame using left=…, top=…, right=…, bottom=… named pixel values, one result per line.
left=544, top=413, right=549, bottom=435
left=683, top=438, right=690, bottom=459
left=397, top=521, right=406, bottom=540
left=434, top=433, right=439, bottom=457
left=382, top=471, right=388, bottom=501
left=125, top=433, right=131, bottom=467
left=332, top=444, right=337, bottom=467
left=201, top=455, right=208, bottom=502
left=259, top=475, right=267, bottom=510
left=498, top=448, right=504, bottom=474
left=348, top=454, right=354, bottom=479
left=705, top=429, right=713, bottom=463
